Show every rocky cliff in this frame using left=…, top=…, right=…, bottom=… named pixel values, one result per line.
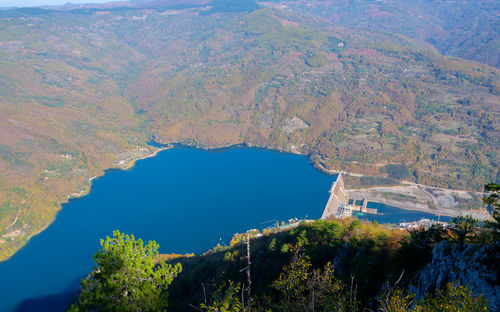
left=411, top=241, right=500, bottom=311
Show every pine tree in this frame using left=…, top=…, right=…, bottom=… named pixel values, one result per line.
left=69, top=230, right=182, bottom=312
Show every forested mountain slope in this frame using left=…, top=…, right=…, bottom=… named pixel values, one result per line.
left=282, top=0, right=500, bottom=69
left=0, top=0, right=498, bottom=260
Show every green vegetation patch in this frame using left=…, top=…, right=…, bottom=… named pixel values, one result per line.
left=384, top=164, right=411, bottom=180
left=0, top=201, right=17, bottom=225
left=201, top=0, right=260, bottom=15
left=304, top=52, right=328, bottom=67
left=163, top=216, right=497, bottom=311
left=34, top=96, right=65, bottom=108
left=343, top=175, right=402, bottom=189
left=0, top=145, right=33, bottom=169
left=360, top=175, right=400, bottom=187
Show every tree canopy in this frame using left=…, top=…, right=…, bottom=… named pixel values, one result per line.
left=69, top=230, right=182, bottom=312
left=484, top=183, right=500, bottom=240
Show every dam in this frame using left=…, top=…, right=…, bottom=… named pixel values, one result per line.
left=321, top=174, right=378, bottom=219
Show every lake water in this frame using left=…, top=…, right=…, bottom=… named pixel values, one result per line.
left=0, top=147, right=448, bottom=311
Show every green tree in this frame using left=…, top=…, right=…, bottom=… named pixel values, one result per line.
left=449, top=215, right=478, bottom=249
left=380, top=283, right=489, bottom=312
left=406, top=224, right=447, bottom=250
left=483, top=183, right=500, bottom=240
left=379, top=288, right=420, bottom=312
left=200, top=281, right=242, bottom=312
left=69, top=230, right=182, bottom=312
left=268, top=245, right=344, bottom=312
left=421, top=283, right=490, bottom=312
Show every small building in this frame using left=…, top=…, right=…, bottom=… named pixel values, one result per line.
left=336, top=203, right=353, bottom=218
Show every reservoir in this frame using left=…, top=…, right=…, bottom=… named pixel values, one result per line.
left=0, top=147, right=449, bottom=311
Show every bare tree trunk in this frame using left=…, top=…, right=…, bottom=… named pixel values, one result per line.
left=242, top=282, right=245, bottom=311
left=246, top=233, right=252, bottom=312
left=202, top=283, right=207, bottom=307
left=311, top=287, right=315, bottom=312
left=350, top=275, right=354, bottom=308
left=385, top=270, right=404, bottom=307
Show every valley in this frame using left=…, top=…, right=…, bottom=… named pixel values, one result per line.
left=0, top=0, right=498, bottom=261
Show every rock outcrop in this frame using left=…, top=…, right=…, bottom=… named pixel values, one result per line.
left=411, top=241, right=500, bottom=311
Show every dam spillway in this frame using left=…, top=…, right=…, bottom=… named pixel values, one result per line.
left=321, top=174, right=377, bottom=219
left=321, top=173, right=349, bottom=219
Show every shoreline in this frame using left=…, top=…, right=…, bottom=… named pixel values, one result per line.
left=121, top=143, right=490, bottom=221
left=67, top=145, right=172, bottom=201
left=313, top=158, right=491, bottom=221
left=361, top=195, right=490, bottom=220
left=0, top=142, right=491, bottom=261
left=345, top=184, right=490, bottom=221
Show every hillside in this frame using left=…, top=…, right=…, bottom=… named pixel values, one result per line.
left=67, top=218, right=498, bottom=311
left=0, top=0, right=499, bottom=260
left=163, top=218, right=499, bottom=311
left=282, top=0, right=500, bottom=69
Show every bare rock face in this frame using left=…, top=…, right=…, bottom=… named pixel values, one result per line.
left=411, top=241, right=500, bottom=311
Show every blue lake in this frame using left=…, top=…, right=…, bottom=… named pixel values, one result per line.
left=0, top=147, right=448, bottom=311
